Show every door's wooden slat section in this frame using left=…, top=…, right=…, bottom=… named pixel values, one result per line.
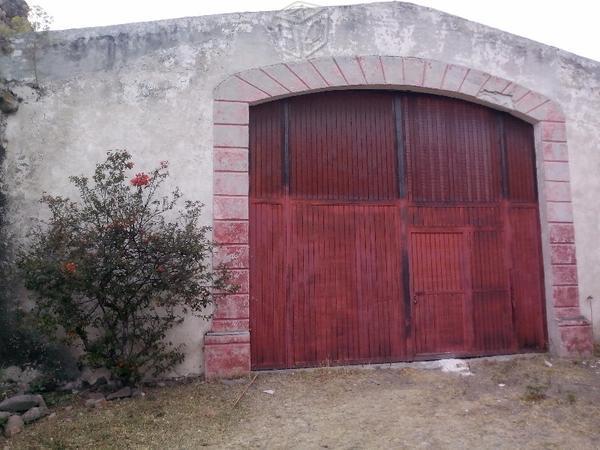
left=504, top=115, right=537, bottom=202
left=403, top=94, right=502, bottom=203
left=509, top=206, right=547, bottom=350
left=410, top=232, right=467, bottom=355
left=471, top=230, right=514, bottom=352
left=288, top=91, right=397, bottom=201
left=249, top=203, right=286, bottom=369
left=289, top=204, right=406, bottom=366
left=249, top=100, right=287, bottom=369
left=249, top=101, right=284, bottom=199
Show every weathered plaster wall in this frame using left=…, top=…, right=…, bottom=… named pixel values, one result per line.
left=2, top=1, right=600, bottom=375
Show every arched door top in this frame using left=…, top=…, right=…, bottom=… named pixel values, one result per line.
left=213, top=56, right=565, bottom=123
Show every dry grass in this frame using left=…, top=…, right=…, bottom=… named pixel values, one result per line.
left=3, top=355, right=600, bottom=449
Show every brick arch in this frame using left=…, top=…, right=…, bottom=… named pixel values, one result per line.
left=205, top=56, right=592, bottom=379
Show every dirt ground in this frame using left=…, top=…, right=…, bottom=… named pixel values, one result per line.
left=2, top=354, right=600, bottom=449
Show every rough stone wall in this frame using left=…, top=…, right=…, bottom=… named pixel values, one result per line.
left=1, top=2, right=600, bottom=375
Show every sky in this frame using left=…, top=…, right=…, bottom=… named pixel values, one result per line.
left=31, top=0, right=600, bottom=61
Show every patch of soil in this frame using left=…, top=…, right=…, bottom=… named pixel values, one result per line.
left=2, top=355, right=600, bottom=449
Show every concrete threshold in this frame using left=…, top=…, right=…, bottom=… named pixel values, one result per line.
left=258, top=353, right=543, bottom=375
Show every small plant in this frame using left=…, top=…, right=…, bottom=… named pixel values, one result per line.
left=565, top=392, right=576, bottom=404
left=522, top=383, right=548, bottom=402
left=18, top=150, right=234, bottom=385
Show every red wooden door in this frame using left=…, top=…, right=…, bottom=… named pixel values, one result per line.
left=249, top=90, right=546, bottom=370
left=409, top=231, right=470, bottom=355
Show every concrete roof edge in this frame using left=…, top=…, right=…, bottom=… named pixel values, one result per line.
left=7, top=1, right=600, bottom=72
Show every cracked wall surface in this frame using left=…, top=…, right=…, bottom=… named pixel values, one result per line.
left=1, top=1, right=600, bottom=375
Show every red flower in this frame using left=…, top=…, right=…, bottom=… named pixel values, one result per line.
left=130, top=172, right=151, bottom=187
left=63, top=262, right=77, bottom=274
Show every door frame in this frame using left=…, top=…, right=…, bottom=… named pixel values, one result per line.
left=204, top=56, right=593, bottom=379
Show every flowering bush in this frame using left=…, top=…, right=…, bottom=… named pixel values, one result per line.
left=18, top=150, right=234, bottom=384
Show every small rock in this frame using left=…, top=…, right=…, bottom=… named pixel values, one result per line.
left=22, top=406, right=49, bottom=424
left=131, top=388, right=145, bottom=398
left=96, top=381, right=121, bottom=394
left=80, top=367, right=112, bottom=387
left=85, top=398, right=106, bottom=409
left=106, top=386, right=132, bottom=401
left=48, top=412, right=57, bottom=419
left=94, top=376, right=108, bottom=387
left=0, top=89, right=19, bottom=114
left=35, top=395, right=47, bottom=409
left=84, top=392, right=106, bottom=401
left=64, top=406, right=73, bottom=412
left=3, top=415, right=24, bottom=438
left=263, top=390, right=275, bottom=395
left=498, top=383, right=506, bottom=387
left=59, top=380, right=83, bottom=391
left=0, top=394, right=45, bottom=413
left=544, top=360, right=553, bottom=368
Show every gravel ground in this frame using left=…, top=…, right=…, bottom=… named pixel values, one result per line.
left=3, top=354, right=600, bottom=449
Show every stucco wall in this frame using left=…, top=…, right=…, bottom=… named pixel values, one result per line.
left=2, top=1, right=600, bottom=376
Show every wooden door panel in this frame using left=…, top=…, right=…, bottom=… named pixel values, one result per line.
left=509, top=206, right=546, bottom=350
left=249, top=101, right=284, bottom=199
left=472, top=291, right=514, bottom=352
left=471, top=230, right=515, bottom=352
left=249, top=202, right=287, bottom=369
left=413, top=293, right=466, bottom=354
left=402, top=94, right=502, bottom=203
left=288, top=91, right=398, bottom=201
left=410, top=231, right=468, bottom=355
left=290, top=203, right=406, bottom=366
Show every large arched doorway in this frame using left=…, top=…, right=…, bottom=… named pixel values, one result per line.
left=205, top=56, right=592, bottom=379
left=249, top=90, right=546, bottom=369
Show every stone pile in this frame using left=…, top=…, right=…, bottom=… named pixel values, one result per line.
left=0, top=366, right=147, bottom=438
left=0, top=394, right=48, bottom=437
left=83, top=386, right=144, bottom=409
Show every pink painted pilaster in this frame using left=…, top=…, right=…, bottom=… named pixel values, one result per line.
left=539, top=117, right=593, bottom=356
left=205, top=98, right=252, bottom=379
